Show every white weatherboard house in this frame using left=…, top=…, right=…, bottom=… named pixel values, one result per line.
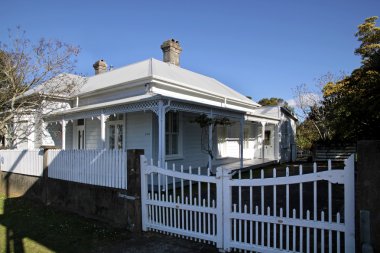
left=13, top=39, right=297, bottom=170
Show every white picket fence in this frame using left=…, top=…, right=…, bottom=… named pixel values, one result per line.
left=0, top=149, right=44, bottom=176
left=140, top=158, right=221, bottom=245
left=140, top=155, right=355, bottom=253
left=47, top=149, right=127, bottom=189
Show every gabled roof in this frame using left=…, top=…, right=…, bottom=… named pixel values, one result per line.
left=78, top=58, right=260, bottom=108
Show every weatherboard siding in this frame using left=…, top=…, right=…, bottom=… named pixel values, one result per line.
left=161, top=112, right=208, bottom=169
left=85, top=118, right=101, bottom=149
left=126, top=112, right=153, bottom=160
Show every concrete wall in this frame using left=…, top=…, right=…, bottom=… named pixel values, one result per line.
left=47, top=178, right=134, bottom=228
left=0, top=172, right=43, bottom=200
left=357, top=140, right=380, bottom=252
left=0, top=149, right=144, bottom=230
left=0, top=172, right=137, bottom=229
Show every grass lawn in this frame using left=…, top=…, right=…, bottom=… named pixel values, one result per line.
left=0, top=194, right=130, bottom=253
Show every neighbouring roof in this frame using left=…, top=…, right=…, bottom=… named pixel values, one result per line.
left=78, top=58, right=260, bottom=107
left=22, top=73, right=85, bottom=98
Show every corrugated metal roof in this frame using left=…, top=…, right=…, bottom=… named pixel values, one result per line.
left=77, top=58, right=260, bottom=107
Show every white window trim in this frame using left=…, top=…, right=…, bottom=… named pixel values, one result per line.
left=165, top=112, right=183, bottom=160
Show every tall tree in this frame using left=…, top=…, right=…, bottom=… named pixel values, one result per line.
left=0, top=28, right=83, bottom=148
left=292, top=72, right=342, bottom=142
left=323, top=16, right=380, bottom=141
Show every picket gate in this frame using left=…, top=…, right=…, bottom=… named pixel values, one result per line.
left=140, top=155, right=355, bottom=253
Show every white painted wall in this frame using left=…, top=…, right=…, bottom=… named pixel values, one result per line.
left=157, top=112, right=208, bottom=169
left=253, top=106, right=280, bottom=118
left=65, top=121, right=73, bottom=149
left=177, top=112, right=208, bottom=168
left=85, top=118, right=101, bottom=149
left=126, top=112, right=153, bottom=160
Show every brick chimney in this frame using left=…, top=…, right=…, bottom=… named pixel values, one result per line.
left=93, top=59, right=107, bottom=75
left=161, top=39, right=182, bottom=66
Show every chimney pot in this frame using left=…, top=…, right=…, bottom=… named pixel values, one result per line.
left=93, top=59, right=108, bottom=75
left=161, top=39, right=182, bottom=66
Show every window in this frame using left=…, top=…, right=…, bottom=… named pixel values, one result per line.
left=165, top=112, right=180, bottom=156
left=77, top=119, right=85, bottom=149
left=264, top=130, right=271, bottom=145
left=107, top=114, right=124, bottom=150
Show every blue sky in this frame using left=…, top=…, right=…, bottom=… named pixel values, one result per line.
left=1, top=0, right=379, bottom=103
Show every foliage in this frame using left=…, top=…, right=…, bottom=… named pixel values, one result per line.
left=293, top=79, right=332, bottom=149
left=191, top=114, right=231, bottom=159
left=296, top=119, right=320, bottom=150
left=258, top=97, right=294, bottom=112
left=0, top=27, right=83, bottom=148
left=295, top=16, right=380, bottom=145
left=191, top=113, right=231, bottom=128
left=322, top=16, right=380, bottom=141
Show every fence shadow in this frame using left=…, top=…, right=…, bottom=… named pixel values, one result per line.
left=0, top=148, right=142, bottom=253
left=0, top=176, right=48, bottom=253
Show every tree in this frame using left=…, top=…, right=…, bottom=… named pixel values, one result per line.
left=296, top=119, right=320, bottom=150
left=191, top=114, right=231, bottom=161
left=258, top=97, right=294, bottom=112
left=0, top=28, right=83, bottom=148
left=322, top=16, right=380, bottom=141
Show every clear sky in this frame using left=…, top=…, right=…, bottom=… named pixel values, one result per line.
left=1, top=0, right=379, bottom=103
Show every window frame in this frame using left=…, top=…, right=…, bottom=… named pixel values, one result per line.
left=106, top=114, right=125, bottom=150
left=165, top=111, right=183, bottom=160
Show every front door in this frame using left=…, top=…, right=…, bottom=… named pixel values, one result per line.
left=264, top=129, right=274, bottom=159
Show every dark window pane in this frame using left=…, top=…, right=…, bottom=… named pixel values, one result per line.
left=109, top=125, right=115, bottom=149
left=165, top=134, right=170, bottom=154
left=172, top=134, right=178, bottom=154
left=117, top=124, right=123, bottom=149
left=77, top=119, right=84, bottom=126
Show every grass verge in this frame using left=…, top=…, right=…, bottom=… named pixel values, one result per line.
left=0, top=194, right=130, bottom=253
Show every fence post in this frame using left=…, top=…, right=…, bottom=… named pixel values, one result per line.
left=42, top=147, right=50, bottom=205
left=140, top=155, right=148, bottom=231
left=216, top=166, right=232, bottom=252
left=345, top=154, right=355, bottom=252
left=127, top=149, right=144, bottom=233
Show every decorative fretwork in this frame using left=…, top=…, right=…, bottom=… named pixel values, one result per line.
left=44, top=99, right=243, bottom=123
left=104, top=100, right=159, bottom=115
left=169, top=101, right=243, bottom=119
left=44, top=100, right=160, bottom=122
